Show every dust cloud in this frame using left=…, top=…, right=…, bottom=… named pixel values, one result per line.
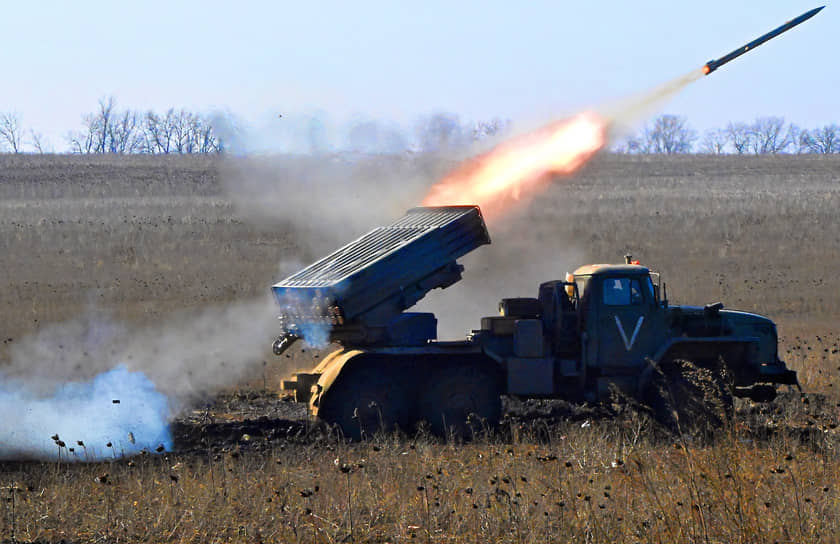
left=3, top=298, right=278, bottom=404
left=0, top=297, right=278, bottom=460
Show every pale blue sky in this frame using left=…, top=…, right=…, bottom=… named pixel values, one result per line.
left=0, top=1, right=834, bottom=151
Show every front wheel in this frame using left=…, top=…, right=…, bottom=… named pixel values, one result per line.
left=642, top=359, right=733, bottom=439
left=419, top=363, right=501, bottom=438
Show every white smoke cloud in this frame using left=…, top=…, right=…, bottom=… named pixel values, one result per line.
left=0, top=296, right=286, bottom=461
left=0, top=366, right=170, bottom=461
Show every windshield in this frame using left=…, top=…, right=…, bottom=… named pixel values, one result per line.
left=602, top=275, right=655, bottom=306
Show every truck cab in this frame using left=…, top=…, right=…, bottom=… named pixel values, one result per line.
left=574, top=262, right=668, bottom=373
left=493, top=257, right=795, bottom=403
left=488, top=260, right=668, bottom=401
left=573, top=262, right=672, bottom=400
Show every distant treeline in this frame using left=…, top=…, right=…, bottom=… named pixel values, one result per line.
left=0, top=97, right=838, bottom=155
left=0, top=97, right=223, bottom=155
left=616, top=114, right=840, bottom=155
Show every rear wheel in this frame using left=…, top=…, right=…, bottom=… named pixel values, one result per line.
left=319, top=365, right=414, bottom=440
left=419, top=363, right=501, bottom=438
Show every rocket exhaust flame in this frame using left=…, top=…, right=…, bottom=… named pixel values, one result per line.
left=422, top=112, right=607, bottom=220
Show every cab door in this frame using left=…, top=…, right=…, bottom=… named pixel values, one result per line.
left=595, top=276, right=659, bottom=369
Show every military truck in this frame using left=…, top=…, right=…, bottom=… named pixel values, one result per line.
left=274, top=206, right=797, bottom=438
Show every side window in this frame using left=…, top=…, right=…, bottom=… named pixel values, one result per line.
left=603, top=278, right=644, bottom=306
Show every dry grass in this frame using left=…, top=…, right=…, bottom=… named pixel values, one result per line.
left=2, top=420, right=840, bottom=543
left=1, top=153, right=839, bottom=542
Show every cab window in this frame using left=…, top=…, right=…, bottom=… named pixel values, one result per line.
left=643, top=276, right=655, bottom=301
left=603, top=277, right=644, bottom=306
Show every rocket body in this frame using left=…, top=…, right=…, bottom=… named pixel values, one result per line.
left=703, top=6, right=824, bottom=75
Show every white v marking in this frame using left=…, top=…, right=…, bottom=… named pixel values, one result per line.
left=614, top=315, right=644, bottom=351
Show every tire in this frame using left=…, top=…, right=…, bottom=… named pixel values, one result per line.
left=419, top=363, right=502, bottom=439
left=318, top=365, right=414, bottom=440
left=642, top=359, right=733, bottom=440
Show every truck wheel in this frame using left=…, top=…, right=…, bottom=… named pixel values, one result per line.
left=319, top=366, right=413, bottom=440
left=420, top=363, right=501, bottom=439
left=643, top=359, right=733, bottom=439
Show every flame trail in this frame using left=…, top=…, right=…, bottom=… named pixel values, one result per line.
left=422, top=68, right=705, bottom=221
left=422, top=112, right=607, bottom=220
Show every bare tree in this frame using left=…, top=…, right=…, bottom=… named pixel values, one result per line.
left=29, top=130, right=49, bottom=153
left=109, top=109, right=142, bottom=153
left=0, top=112, right=23, bottom=153
left=699, top=128, right=729, bottom=154
left=196, top=115, right=221, bottom=154
left=801, top=124, right=840, bottom=154
left=171, top=110, right=190, bottom=153
left=748, top=116, right=790, bottom=154
left=472, top=118, right=510, bottom=141
left=307, top=115, right=328, bottom=154
left=785, top=123, right=807, bottom=154
left=67, top=114, right=97, bottom=154
left=93, top=96, right=115, bottom=153
left=67, top=96, right=144, bottom=154
left=620, top=134, right=649, bottom=154
left=141, top=108, right=220, bottom=154
left=610, top=136, right=636, bottom=154
left=638, top=114, right=696, bottom=154
left=725, top=122, right=751, bottom=154
left=144, top=109, right=176, bottom=154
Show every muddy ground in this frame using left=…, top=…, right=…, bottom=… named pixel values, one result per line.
left=169, top=387, right=840, bottom=457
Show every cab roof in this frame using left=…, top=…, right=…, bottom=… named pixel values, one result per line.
left=573, top=264, right=650, bottom=276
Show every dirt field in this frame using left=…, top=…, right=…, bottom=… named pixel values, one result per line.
left=1, top=153, right=839, bottom=542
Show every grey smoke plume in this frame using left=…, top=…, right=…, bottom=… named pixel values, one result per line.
left=4, top=297, right=278, bottom=406
left=0, top=296, right=281, bottom=461
left=211, top=110, right=482, bottom=156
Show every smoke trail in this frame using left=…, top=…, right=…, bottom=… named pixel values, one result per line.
left=600, top=68, right=705, bottom=140
left=0, top=366, right=171, bottom=461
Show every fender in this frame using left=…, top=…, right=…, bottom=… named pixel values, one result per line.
left=652, top=336, right=759, bottom=364
left=309, top=343, right=499, bottom=416
left=636, top=336, right=756, bottom=397
left=308, top=348, right=369, bottom=416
